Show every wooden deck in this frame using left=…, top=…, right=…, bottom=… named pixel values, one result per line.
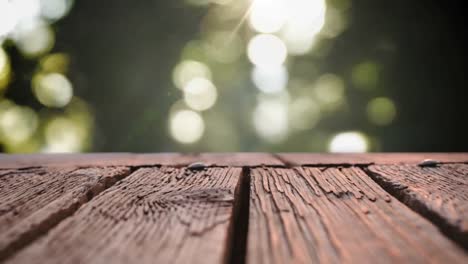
left=0, top=153, right=467, bottom=263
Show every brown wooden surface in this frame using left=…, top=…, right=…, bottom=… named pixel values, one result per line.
left=248, top=167, right=466, bottom=263
left=0, top=153, right=283, bottom=168
left=0, top=153, right=192, bottom=168
left=0, top=153, right=467, bottom=263
left=0, top=166, right=131, bottom=261
left=277, top=153, right=468, bottom=165
left=6, top=167, right=241, bottom=264
left=368, top=164, right=468, bottom=247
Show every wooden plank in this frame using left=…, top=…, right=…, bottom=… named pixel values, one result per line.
left=368, top=164, right=468, bottom=247
left=0, top=153, right=283, bottom=168
left=7, top=167, right=242, bottom=264
left=248, top=167, right=467, bottom=263
left=277, top=153, right=468, bottom=166
left=0, top=166, right=131, bottom=260
left=199, top=153, right=283, bottom=166
left=0, top=153, right=192, bottom=168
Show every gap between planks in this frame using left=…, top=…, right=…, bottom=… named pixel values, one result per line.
left=2, top=163, right=466, bottom=263
left=224, top=167, right=250, bottom=264
left=3, top=166, right=250, bottom=264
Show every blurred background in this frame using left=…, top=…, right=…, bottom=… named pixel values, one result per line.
left=0, top=0, right=467, bottom=153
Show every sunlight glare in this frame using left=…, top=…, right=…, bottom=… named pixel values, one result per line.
left=280, top=0, right=326, bottom=55
left=249, top=0, right=288, bottom=33
left=0, top=1, right=17, bottom=38
left=248, top=34, right=287, bottom=68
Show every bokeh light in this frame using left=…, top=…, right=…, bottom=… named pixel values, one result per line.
left=351, top=61, right=379, bottom=90
left=313, top=73, right=345, bottom=109
left=39, top=53, right=70, bottom=73
left=280, top=0, right=326, bottom=55
left=183, top=77, right=217, bottom=111
left=251, top=65, right=288, bottom=94
left=253, top=97, right=289, bottom=143
left=0, top=1, right=17, bottom=39
left=172, top=60, right=212, bottom=90
left=40, top=0, right=75, bottom=21
left=2, top=0, right=424, bottom=153
left=247, top=34, right=287, bottom=68
left=321, top=5, right=349, bottom=38
left=249, top=0, right=288, bottom=33
left=202, top=31, right=242, bottom=64
left=0, top=48, right=11, bottom=91
left=367, top=97, right=397, bottom=126
left=170, top=109, right=205, bottom=144
left=32, top=72, right=73, bottom=107
left=329, top=131, right=369, bottom=153
left=289, top=97, right=321, bottom=131
left=43, top=116, right=86, bottom=153
left=13, top=19, right=55, bottom=57
left=0, top=104, right=38, bottom=145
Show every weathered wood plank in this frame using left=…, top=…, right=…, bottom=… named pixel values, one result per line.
left=0, top=153, right=192, bottom=168
left=0, top=153, right=283, bottom=168
left=6, top=167, right=242, bottom=264
left=0, top=166, right=131, bottom=260
left=277, top=153, right=468, bottom=165
left=368, top=164, right=468, bottom=247
left=248, top=167, right=467, bottom=263
left=199, top=153, right=283, bottom=166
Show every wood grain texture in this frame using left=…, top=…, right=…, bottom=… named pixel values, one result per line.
left=199, top=153, right=283, bottom=166
left=368, top=164, right=468, bottom=247
left=248, top=167, right=467, bottom=263
left=0, top=166, right=131, bottom=260
left=6, top=167, right=241, bottom=264
left=0, top=153, right=192, bottom=168
left=0, top=153, right=283, bottom=168
left=277, top=153, right=468, bottom=165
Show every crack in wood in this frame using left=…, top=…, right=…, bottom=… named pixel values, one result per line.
left=1, top=159, right=467, bottom=263
left=224, top=167, right=250, bottom=264
left=247, top=166, right=467, bottom=263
